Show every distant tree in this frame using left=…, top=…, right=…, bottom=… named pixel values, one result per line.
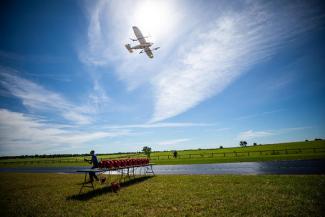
left=219, top=146, right=223, bottom=149
left=314, top=138, right=322, bottom=141
left=253, top=143, right=257, bottom=146
left=142, top=146, right=152, bottom=158
left=305, top=139, right=309, bottom=142
left=239, top=141, right=247, bottom=147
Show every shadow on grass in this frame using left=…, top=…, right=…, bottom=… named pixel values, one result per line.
left=67, top=176, right=153, bottom=201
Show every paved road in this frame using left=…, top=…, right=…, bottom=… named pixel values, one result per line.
left=0, top=159, right=324, bottom=175
left=153, top=159, right=325, bottom=175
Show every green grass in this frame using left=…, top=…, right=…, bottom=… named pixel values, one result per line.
left=0, top=173, right=324, bottom=217
left=1, top=140, right=324, bottom=167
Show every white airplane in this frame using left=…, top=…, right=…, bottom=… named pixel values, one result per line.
left=125, top=26, right=160, bottom=59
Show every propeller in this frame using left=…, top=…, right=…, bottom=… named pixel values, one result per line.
left=152, top=47, right=160, bottom=51
left=139, top=50, right=144, bottom=54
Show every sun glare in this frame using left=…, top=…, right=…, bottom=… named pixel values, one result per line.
left=132, top=0, right=177, bottom=42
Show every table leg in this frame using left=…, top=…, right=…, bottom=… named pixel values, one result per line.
left=79, top=173, right=87, bottom=194
left=79, top=172, right=95, bottom=194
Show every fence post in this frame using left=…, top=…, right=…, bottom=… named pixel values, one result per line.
left=247, top=152, right=250, bottom=156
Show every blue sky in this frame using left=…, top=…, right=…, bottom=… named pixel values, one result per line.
left=0, top=0, right=324, bottom=156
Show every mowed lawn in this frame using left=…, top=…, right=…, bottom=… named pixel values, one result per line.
left=150, top=140, right=325, bottom=164
left=0, top=173, right=324, bottom=217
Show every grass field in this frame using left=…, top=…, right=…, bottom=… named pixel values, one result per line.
left=0, top=173, right=324, bottom=217
left=1, top=140, right=324, bottom=167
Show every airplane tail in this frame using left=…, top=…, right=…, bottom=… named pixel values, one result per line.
left=125, top=44, right=133, bottom=53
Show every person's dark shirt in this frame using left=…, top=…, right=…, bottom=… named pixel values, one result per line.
left=91, top=154, right=99, bottom=168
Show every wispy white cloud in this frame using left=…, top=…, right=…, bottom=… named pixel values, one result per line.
left=155, top=138, right=190, bottom=146
left=0, top=68, right=105, bottom=125
left=238, top=126, right=312, bottom=140
left=61, top=111, right=91, bottom=125
left=238, top=130, right=274, bottom=140
left=79, top=0, right=133, bottom=66
left=1, top=69, right=69, bottom=110
left=88, top=80, right=111, bottom=108
left=150, top=1, right=323, bottom=122
left=0, top=109, right=129, bottom=155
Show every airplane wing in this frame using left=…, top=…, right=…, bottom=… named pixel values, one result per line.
left=132, top=26, right=147, bottom=45
left=144, top=48, right=154, bottom=58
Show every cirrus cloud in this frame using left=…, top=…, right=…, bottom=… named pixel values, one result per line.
left=0, top=109, right=130, bottom=155
left=150, top=1, right=323, bottom=122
